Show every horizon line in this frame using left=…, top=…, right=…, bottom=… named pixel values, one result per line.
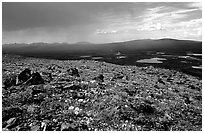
left=2, top=37, right=202, bottom=45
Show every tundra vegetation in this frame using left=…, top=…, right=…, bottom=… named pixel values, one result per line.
left=2, top=54, right=202, bottom=131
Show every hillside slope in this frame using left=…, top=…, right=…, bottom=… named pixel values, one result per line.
left=2, top=54, right=202, bottom=131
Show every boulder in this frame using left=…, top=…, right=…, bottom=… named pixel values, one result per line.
left=130, top=102, right=155, bottom=114
left=111, top=73, right=124, bottom=81
left=158, top=78, right=165, bottom=84
left=25, top=72, right=44, bottom=85
left=2, top=107, right=23, bottom=122
left=67, top=68, right=80, bottom=77
left=30, top=125, right=40, bottom=131
left=61, top=123, right=77, bottom=131
left=73, top=92, right=85, bottom=99
left=3, top=74, right=17, bottom=88
left=93, top=74, right=104, bottom=82
left=41, top=72, right=53, bottom=82
left=188, top=85, right=200, bottom=91
left=16, top=68, right=32, bottom=85
left=31, top=85, right=45, bottom=96
left=6, top=117, right=18, bottom=129
left=184, top=96, right=193, bottom=104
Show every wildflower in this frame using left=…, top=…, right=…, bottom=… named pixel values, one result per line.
left=68, top=106, right=74, bottom=110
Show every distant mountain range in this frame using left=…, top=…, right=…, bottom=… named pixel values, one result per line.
left=3, top=38, right=202, bottom=59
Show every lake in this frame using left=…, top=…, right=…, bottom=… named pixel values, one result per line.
left=136, top=57, right=167, bottom=64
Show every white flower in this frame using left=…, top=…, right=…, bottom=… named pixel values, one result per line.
left=41, top=122, right=46, bottom=128
left=78, top=99, right=83, bottom=102
left=74, top=111, right=79, bottom=115
left=86, top=120, right=90, bottom=125
left=75, top=107, right=80, bottom=111
left=90, top=80, right=96, bottom=83
left=86, top=111, right=91, bottom=116
left=68, top=106, right=74, bottom=110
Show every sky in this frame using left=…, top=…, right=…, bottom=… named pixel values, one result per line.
left=2, top=2, right=202, bottom=44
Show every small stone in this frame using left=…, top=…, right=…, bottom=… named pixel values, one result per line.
left=53, top=119, right=57, bottom=122
left=81, top=81, right=89, bottom=84
left=78, top=99, right=83, bottom=102
left=41, top=122, right=47, bottom=131
left=41, top=122, right=46, bottom=128
left=25, top=72, right=44, bottom=85
left=184, top=96, right=193, bottom=104
left=61, top=123, right=67, bottom=131
left=29, top=123, right=33, bottom=127
left=2, top=128, right=9, bottom=131
left=7, top=117, right=16, bottom=125
left=6, top=117, right=17, bottom=128
left=75, top=107, right=80, bottom=111
left=69, top=106, right=74, bottom=110
left=90, top=80, right=96, bottom=83
left=93, top=74, right=104, bottom=82
left=111, top=73, right=124, bottom=81
left=165, top=113, right=173, bottom=120
left=30, top=125, right=40, bottom=131
left=67, top=68, right=80, bottom=77
left=74, top=111, right=79, bottom=115
left=77, top=92, right=85, bottom=99
left=158, top=78, right=165, bottom=84
left=16, top=68, right=31, bottom=85
left=86, top=111, right=91, bottom=116
left=3, top=74, right=17, bottom=88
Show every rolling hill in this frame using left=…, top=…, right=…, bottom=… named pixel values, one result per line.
left=2, top=39, right=202, bottom=59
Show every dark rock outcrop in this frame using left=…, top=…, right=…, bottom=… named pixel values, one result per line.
left=130, top=102, right=156, bottom=114
left=16, top=68, right=32, bottom=85
left=24, top=72, right=44, bottom=85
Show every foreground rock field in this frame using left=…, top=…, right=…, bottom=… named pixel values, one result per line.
left=2, top=54, right=202, bottom=131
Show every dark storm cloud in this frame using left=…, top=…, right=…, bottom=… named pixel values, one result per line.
left=2, top=2, right=137, bottom=31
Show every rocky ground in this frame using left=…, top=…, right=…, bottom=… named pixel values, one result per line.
left=2, top=54, right=202, bottom=131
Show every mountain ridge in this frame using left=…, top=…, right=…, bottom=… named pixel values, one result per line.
left=2, top=38, right=201, bottom=46
left=3, top=38, right=202, bottom=55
